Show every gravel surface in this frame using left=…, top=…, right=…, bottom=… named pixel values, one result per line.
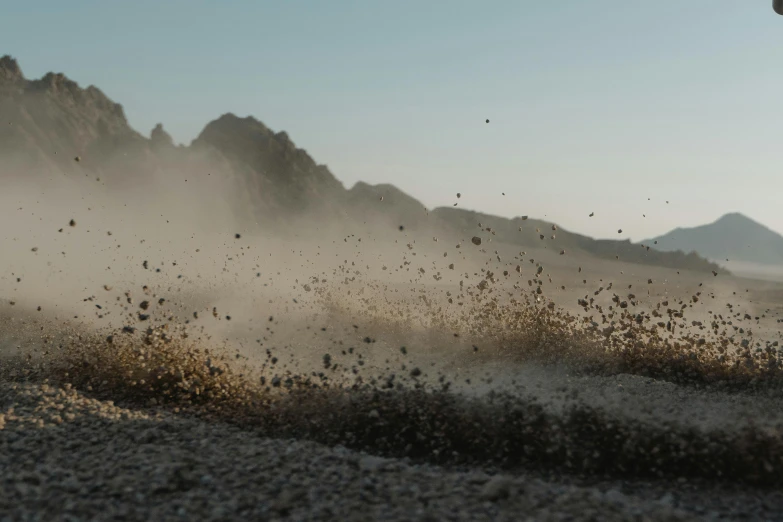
left=452, top=364, right=783, bottom=432
left=1, top=381, right=781, bottom=521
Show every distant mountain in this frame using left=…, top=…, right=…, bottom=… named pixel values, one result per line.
left=431, top=208, right=723, bottom=273
left=0, top=54, right=724, bottom=274
left=644, top=213, right=783, bottom=266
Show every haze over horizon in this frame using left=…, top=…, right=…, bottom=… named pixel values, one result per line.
left=4, top=1, right=783, bottom=241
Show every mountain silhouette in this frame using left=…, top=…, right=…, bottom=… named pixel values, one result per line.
left=432, top=207, right=721, bottom=272
left=644, top=213, right=783, bottom=266
left=0, top=54, right=723, bottom=274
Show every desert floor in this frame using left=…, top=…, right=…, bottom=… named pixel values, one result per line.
left=2, top=186, right=783, bottom=520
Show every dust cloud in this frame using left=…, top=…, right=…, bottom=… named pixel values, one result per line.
left=2, top=151, right=783, bottom=497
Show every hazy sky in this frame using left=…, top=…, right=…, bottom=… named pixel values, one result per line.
left=4, top=1, right=783, bottom=240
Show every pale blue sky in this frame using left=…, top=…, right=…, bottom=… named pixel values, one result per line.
left=3, top=1, right=783, bottom=240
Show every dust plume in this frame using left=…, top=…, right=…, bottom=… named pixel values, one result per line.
left=2, top=138, right=783, bottom=496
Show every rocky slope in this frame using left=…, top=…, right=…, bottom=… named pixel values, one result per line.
left=191, top=113, right=347, bottom=218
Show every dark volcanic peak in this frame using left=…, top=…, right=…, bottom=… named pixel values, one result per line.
left=645, top=212, right=783, bottom=266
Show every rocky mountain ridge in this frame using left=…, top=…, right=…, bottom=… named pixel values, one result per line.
left=0, top=54, right=722, bottom=273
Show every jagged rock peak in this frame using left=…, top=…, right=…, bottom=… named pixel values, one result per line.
left=33, top=72, right=128, bottom=121
left=0, top=55, right=24, bottom=85
left=196, top=113, right=304, bottom=154
left=29, top=71, right=80, bottom=93
left=200, top=113, right=272, bottom=135
left=151, top=123, right=175, bottom=148
left=275, top=130, right=293, bottom=145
